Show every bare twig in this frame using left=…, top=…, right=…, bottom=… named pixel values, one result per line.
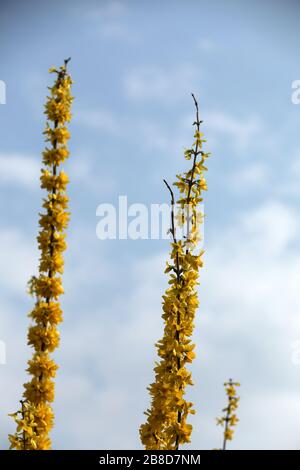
left=185, top=94, right=202, bottom=253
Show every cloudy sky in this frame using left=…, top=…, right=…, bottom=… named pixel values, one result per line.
left=1, top=0, right=300, bottom=450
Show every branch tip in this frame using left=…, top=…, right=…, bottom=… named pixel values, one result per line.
left=163, top=179, right=175, bottom=205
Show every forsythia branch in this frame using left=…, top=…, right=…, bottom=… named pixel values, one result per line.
left=216, top=379, right=240, bottom=450
left=140, top=94, right=210, bottom=450
left=8, top=60, right=73, bottom=450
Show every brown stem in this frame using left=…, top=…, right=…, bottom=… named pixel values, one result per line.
left=20, top=400, right=26, bottom=450
left=185, top=94, right=202, bottom=254
left=163, top=179, right=181, bottom=279
left=163, top=179, right=182, bottom=449
left=222, top=379, right=233, bottom=451
left=43, top=60, right=71, bottom=334
left=39, top=61, right=70, bottom=366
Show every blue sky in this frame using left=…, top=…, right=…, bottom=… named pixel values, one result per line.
left=1, top=0, right=300, bottom=449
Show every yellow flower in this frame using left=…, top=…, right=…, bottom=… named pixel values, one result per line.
left=27, top=353, right=58, bottom=378
left=9, top=401, right=54, bottom=450
left=33, top=276, right=64, bottom=299
left=42, top=147, right=69, bottom=166
left=40, top=169, right=69, bottom=192
left=28, top=324, right=60, bottom=352
left=24, top=377, right=55, bottom=403
left=44, top=124, right=70, bottom=145
left=29, top=301, right=63, bottom=324
left=39, top=251, right=65, bottom=274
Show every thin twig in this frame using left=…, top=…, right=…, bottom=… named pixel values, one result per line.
left=185, top=94, right=202, bottom=254
left=163, top=179, right=176, bottom=243
left=222, top=378, right=233, bottom=451
left=20, top=400, right=26, bottom=450
left=64, top=57, right=71, bottom=67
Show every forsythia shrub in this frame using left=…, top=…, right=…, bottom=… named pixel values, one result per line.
left=9, top=60, right=73, bottom=450
left=216, top=379, right=240, bottom=450
left=140, top=95, right=210, bottom=450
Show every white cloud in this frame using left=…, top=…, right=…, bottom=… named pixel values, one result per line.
left=238, top=201, right=298, bottom=255
left=52, top=252, right=167, bottom=449
left=76, top=109, right=117, bottom=133
left=280, top=150, right=300, bottom=196
left=123, top=64, right=202, bottom=103
left=0, top=154, right=39, bottom=188
left=206, top=111, right=263, bottom=153
left=76, top=106, right=189, bottom=155
left=79, top=0, right=135, bottom=42
left=67, top=150, right=116, bottom=196
left=195, top=201, right=300, bottom=449
left=230, top=162, right=268, bottom=191
left=0, top=228, right=37, bottom=295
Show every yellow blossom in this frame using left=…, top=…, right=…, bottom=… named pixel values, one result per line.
left=28, top=324, right=60, bottom=352
left=40, top=169, right=69, bottom=192
left=29, top=301, right=63, bottom=324
left=27, top=353, right=58, bottom=378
